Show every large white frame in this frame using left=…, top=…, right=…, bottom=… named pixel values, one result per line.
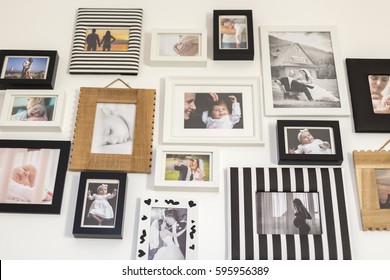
left=154, top=146, right=219, bottom=191
left=0, top=90, right=65, bottom=132
left=163, top=76, right=264, bottom=145
left=260, top=25, right=350, bottom=116
left=150, top=29, right=207, bottom=67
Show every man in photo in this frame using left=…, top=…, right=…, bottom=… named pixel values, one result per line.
left=86, top=29, right=100, bottom=51
left=275, top=69, right=314, bottom=101
left=173, top=159, right=194, bottom=181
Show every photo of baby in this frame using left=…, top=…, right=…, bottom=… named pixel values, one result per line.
left=158, top=33, right=201, bottom=57
left=184, top=92, right=243, bottom=129
left=285, top=127, right=335, bottom=155
left=80, top=179, right=119, bottom=227
left=90, top=103, right=136, bottom=155
left=0, top=148, right=60, bottom=204
left=10, top=96, right=56, bottom=122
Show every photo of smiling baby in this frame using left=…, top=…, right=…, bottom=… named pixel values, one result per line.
left=285, top=127, right=335, bottom=155
left=90, top=103, right=136, bottom=155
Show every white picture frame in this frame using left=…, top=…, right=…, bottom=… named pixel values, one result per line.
left=154, top=146, right=219, bottom=191
left=0, top=90, right=65, bottom=132
left=150, top=29, right=207, bottom=67
left=259, top=25, right=350, bottom=116
left=136, top=196, right=199, bottom=260
left=163, top=76, right=264, bottom=145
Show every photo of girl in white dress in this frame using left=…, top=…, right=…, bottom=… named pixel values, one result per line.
left=81, top=179, right=119, bottom=227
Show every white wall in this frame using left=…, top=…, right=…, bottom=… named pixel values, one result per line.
left=0, top=0, right=389, bottom=260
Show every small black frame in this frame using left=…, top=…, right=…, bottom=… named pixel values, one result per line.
left=277, top=120, right=343, bottom=165
left=0, top=50, right=59, bottom=90
left=73, top=172, right=127, bottom=239
left=0, top=140, right=70, bottom=214
left=213, top=10, right=254, bottom=61
left=346, top=58, right=390, bottom=132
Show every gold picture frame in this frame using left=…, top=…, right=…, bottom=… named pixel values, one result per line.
left=70, top=87, right=155, bottom=173
left=353, top=148, right=390, bottom=230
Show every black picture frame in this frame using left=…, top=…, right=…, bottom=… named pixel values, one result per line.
left=213, top=10, right=254, bottom=61
left=0, top=50, right=59, bottom=90
left=346, top=58, right=390, bottom=132
left=73, top=172, right=127, bottom=239
left=277, top=120, right=343, bottom=165
left=0, top=140, right=70, bottom=214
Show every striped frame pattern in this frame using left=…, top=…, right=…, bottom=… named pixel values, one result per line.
left=69, top=8, right=143, bottom=75
left=228, top=167, right=352, bottom=260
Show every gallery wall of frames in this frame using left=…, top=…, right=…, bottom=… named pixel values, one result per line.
left=1, top=0, right=390, bottom=260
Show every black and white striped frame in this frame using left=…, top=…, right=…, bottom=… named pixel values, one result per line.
left=69, top=8, right=143, bottom=75
left=228, top=167, right=351, bottom=260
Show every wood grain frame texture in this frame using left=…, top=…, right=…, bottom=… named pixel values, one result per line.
left=353, top=150, right=390, bottom=230
left=70, top=87, right=155, bottom=173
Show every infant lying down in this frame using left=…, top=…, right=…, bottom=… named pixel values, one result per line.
left=6, top=164, right=52, bottom=203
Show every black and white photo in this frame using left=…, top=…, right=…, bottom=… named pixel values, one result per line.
left=148, top=207, right=188, bottom=260
left=91, top=103, right=136, bottom=155
left=256, top=192, right=322, bottom=235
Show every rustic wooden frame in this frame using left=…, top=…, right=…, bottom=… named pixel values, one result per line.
left=353, top=150, right=390, bottom=230
left=70, top=87, right=155, bottom=173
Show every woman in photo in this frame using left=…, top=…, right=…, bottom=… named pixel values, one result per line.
left=152, top=220, right=186, bottom=260
left=368, top=75, right=390, bottom=114
left=293, top=198, right=312, bottom=234
left=191, top=159, right=205, bottom=181
left=297, top=68, right=340, bottom=102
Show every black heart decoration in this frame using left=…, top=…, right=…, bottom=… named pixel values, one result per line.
left=155, top=199, right=158, bottom=202
left=191, top=220, right=195, bottom=223
left=188, top=200, right=197, bottom=208
left=189, top=244, right=195, bottom=250
left=141, top=215, right=147, bottom=221
left=144, top=199, right=151, bottom=205
left=138, top=250, right=146, bottom=258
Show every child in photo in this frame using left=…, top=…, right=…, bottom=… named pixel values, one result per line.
left=11, top=97, right=48, bottom=121
left=91, top=103, right=135, bottom=155
left=6, top=164, right=53, bottom=202
left=202, top=95, right=241, bottom=129
left=87, top=184, right=117, bottom=225
left=289, top=128, right=332, bottom=154
left=221, top=19, right=247, bottom=49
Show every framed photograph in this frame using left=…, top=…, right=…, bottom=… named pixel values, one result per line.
left=69, top=87, right=155, bottom=173
left=136, top=197, right=199, bottom=260
left=277, top=120, right=343, bottom=165
left=213, top=10, right=254, bottom=61
left=228, top=167, right=352, bottom=260
left=0, top=140, right=70, bottom=214
left=260, top=26, right=350, bottom=116
left=346, top=59, right=390, bottom=132
left=0, top=90, right=65, bottom=132
left=150, top=29, right=207, bottom=67
left=163, top=77, right=263, bottom=145
left=69, top=8, right=143, bottom=75
left=353, top=150, right=390, bottom=230
left=0, top=50, right=59, bottom=89
left=73, top=172, right=127, bottom=239
left=154, top=146, right=219, bottom=191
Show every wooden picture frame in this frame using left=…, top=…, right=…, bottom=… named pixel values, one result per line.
left=69, top=87, right=155, bottom=173
left=0, top=50, right=59, bottom=89
left=136, top=196, right=199, bottom=260
left=260, top=26, right=350, bottom=116
left=0, top=140, right=70, bottom=214
left=346, top=59, right=390, bottom=132
left=72, top=172, right=127, bottom=239
left=353, top=150, right=390, bottom=230
left=154, top=146, right=219, bottom=191
left=69, top=8, right=143, bottom=75
left=0, top=90, right=65, bottom=132
left=213, top=10, right=254, bottom=61
left=163, top=76, right=263, bottom=145
left=277, top=120, right=343, bottom=165
left=228, top=167, right=352, bottom=260
left=150, top=29, right=207, bottom=67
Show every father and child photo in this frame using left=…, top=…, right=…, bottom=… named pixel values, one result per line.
left=1, top=56, right=49, bottom=80
left=164, top=153, right=210, bottom=182
left=183, top=92, right=243, bottom=129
